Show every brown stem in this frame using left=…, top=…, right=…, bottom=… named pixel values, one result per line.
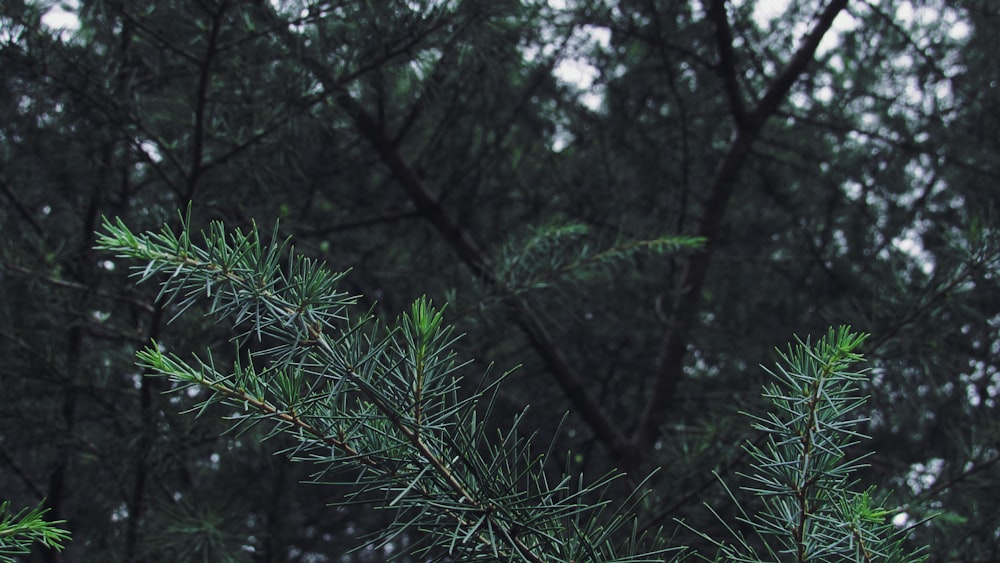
left=185, top=3, right=226, bottom=201
left=636, top=0, right=850, bottom=447
left=706, top=0, right=747, bottom=127
left=0, top=174, right=46, bottom=238
left=124, top=303, right=162, bottom=563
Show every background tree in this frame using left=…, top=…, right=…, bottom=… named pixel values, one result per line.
left=1, top=0, right=997, bottom=560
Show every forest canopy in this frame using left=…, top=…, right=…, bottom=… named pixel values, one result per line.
left=1, top=0, right=998, bottom=561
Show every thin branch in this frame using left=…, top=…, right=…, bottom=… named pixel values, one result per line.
left=336, top=84, right=638, bottom=462
left=102, top=0, right=201, bottom=64
left=294, top=210, right=421, bottom=237
left=185, top=3, right=226, bottom=201
left=863, top=246, right=1000, bottom=356
left=0, top=444, right=47, bottom=500
left=637, top=430, right=763, bottom=534
left=749, top=0, right=849, bottom=131
left=859, top=0, right=956, bottom=83
left=0, top=261, right=156, bottom=312
left=916, top=452, right=1000, bottom=501
left=0, top=174, right=46, bottom=238
left=705, top=0, right=748, bottom=126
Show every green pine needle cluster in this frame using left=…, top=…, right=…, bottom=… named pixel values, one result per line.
left=494, top=222, right=705, bottom=296
left=690, top=327, right=926, bottom=562
left=95, top=215, right=925, bottom=562
left=0, top=501, right=71, bottom=562
left=95, top=215, right=674, bottom=562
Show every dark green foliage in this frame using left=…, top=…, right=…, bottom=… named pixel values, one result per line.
left=0, top=501, right=71, bottom=561
left=691, top=328, right=925, bottom=562
left=97, top=215, right=675, bottom=561
left=2, top=0, right=999, bottom=560
left=96, top=216, right=921, bottom=561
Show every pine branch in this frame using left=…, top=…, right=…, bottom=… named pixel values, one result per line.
left=494, top=222, right=705, bottom=297
left=0, top=501, right=71, bottom=562
left=95, top=215, right=673, bottom=562
left=685, top=327, right=926, bottom=562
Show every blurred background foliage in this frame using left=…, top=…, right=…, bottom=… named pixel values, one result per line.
left=0, top=0, right=998, bottom=560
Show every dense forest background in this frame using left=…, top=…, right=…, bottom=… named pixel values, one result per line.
left=1, top=0, right=998, bottom=560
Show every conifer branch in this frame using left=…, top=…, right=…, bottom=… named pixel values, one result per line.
left=0, top=501, right=71, bottom=562
left=686, top=327, right=927, bottom=562
left=96, top=215, right=672, bottom=562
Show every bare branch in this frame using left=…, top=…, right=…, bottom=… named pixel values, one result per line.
left=637, top=0, right=850, bottom=447
left=705, top=0, right=748, bottom=127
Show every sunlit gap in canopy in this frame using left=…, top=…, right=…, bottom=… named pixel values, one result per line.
left=267, top=0, right=455, bottom=23
left=528, top=0, right=612, bottom=151
left=833, top=1, right=973, bottom=278
left=32, top=0, right=81, bottom=41
left=743, top=0, right=974, bottom=279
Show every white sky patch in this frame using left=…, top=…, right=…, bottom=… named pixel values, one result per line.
left=893, top=229, right=935, bottom=276
left=816, top=85, right=834, bottom=104
left=551, top=24, right=610, bottom=112
left=406, top=0, right=453, bottom=12
left=962, top=359, right=999, bottom=408
left=583, top=24, right=610, bottom=51
left=896, top=2, right=972, bottom=46
left=268, top=0, right=311, bottom=32
left=949, top=20, right=970, bottom=41
left=138, top=139, right=164, bottom=163
left=554, top=58, right=603, bottom=110
left=38, top=0, right=81, bottom=40
left=789, top=90, right=811, bottom=110
left=539, top=1, right=611, bottom=139
left=0, top=16, right=21, bottom=43
left=551, top=123, right=573, bottom=152
left=747, top=0, right=790, bottom=28
left=819, top=10, right=860, bottom=56
left=896, top=3, right=938, bottom=31
left=554, top=59, right=597, bottom=88
left=905, top=458, right=944, bottom=494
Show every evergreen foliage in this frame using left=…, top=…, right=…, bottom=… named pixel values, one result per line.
left=2, top=0, right=999, bottom=560
left=0, top=501, right=70, bottom=562
left=95, top=215, right=675, bottom=561
left=96, top=216, right=924, bottom=561
left=494, top=222, right=705, bottom=297
left=691, top=328, right=925, bottom=562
